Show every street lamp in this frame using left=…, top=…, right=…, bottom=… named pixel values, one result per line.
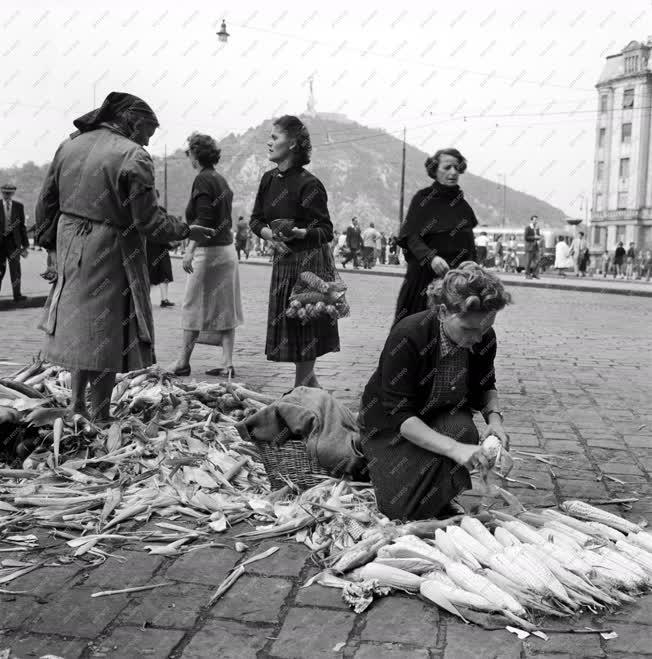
left=497, top=174, right=507, bottom=227
left=217, top=20, right=230, bottom=43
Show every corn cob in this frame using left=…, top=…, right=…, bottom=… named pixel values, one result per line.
left=538, top=541, right=593, bottom=577
left=446, top=526, right=493, bottom=566
left=443, top=561, right=527, bottom=616
left=627, top=531, right=652, bottom=554
left=421, top=576, right=496, bottom=612
left=498, top=520, right=545, bottom=545
left=352, top=562, right=424, bottom=591
left=538, top=527, right=582, bottom=552
left=331, top=531, right=389, bottom=573
left=460, top=517, right=503, bottom=553
left=374, top=557, right=437, bottom=575
left=433, top=528, right=482, bottom=570
left=616, top=540, right=652, bottom=573
left=377, top=543, right=446, bottom=567
left=543, top=520, right=594, bottom=546
left=583, top=551, right=643, bottom=590
left=392, top=535, right=450, bottom=566
left=493, top=526, right=521, bottom=547
left=421, top=568, right=457, bottom=587
left=299, top=271, right=329, bottom=294
left=596, top=547, right=649, bottom=584
left=585, top=522, right=626, bottom=543
left=481, top=435, right=502, bottom=468
left=541, top=509, right=601, bottom=535
left=560, top=500, right=641, bottom=534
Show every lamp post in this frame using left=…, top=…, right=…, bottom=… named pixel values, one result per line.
left=497, top=174, right=507, bottom=227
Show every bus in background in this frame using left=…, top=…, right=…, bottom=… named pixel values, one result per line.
left=473, top=225, right=574, bottom=271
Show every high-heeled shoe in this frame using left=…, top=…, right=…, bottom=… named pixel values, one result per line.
left=169, top=364, right=191, bottom=376
left=205, top=366, right=236, bottom=378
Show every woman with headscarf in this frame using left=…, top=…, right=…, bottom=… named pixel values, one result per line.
left=35, top=92, right=215, bottom=423
left=249, top=115, right=338, bottom=389
left=169, top=132, right=243, bottom=378
left=394, top=148, right=478, bottom=324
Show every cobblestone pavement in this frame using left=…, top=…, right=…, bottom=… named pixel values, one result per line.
left=1, top=258, right=652, bottom=658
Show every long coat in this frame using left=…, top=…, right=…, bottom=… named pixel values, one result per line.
left=36, top=125, right=189, bottom=372
left=0, top=200, right=29, bottom=250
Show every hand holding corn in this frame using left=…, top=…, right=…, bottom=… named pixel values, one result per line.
left=449, top=442, right=490, bottom=472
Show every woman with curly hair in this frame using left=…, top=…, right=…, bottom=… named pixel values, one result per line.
left=169, top=132, right=243, bottom=377
left=394, top=148, right=478, bottom=324
left=249, top=115, right=338, bottom=388
left=358, top=263, right=511, bottom=521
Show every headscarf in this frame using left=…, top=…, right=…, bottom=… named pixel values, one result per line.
left=71, top=92, right=159, bottom=135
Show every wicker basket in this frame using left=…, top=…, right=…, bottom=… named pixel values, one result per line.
left=256, top=438, right=330, bottom=490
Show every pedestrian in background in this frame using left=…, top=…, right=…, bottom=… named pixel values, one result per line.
left=361, top=222, right=381, bottom=269
left=641, top=249, right=652, bottom=281
left=394, top=148, right=478, bottom=323
left=249, top=115, right=339, bottom=389
left=523, top=215, right=541, bottom=279
left=235, top=215, right=250, bottom=261
left=147, top=190, right=175, bottom=307
left=625, top=242, right=636, bottom=280
left=613, top=241, right=626, bottom=279
left=599, top=248, right=611, bottom=277
left=171, top=132, right=243, bottom=378
left=493, top=236, right=504, bottom=271
left=379, top=232, right=387, bottom=264
left=569, top=231, right=588, bottom=277
left=0, top=183, right=29, bottom=302
left=342, top=217, right=362, bottom=269
left=553, top=236, right=572, bottom=276
left=475, top=231, right=489, bottom=266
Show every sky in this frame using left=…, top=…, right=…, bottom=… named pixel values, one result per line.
left=1, top=0, right=650, bottom=216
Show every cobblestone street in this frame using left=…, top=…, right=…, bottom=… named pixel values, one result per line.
left=1, top=258, right=651, bottom=658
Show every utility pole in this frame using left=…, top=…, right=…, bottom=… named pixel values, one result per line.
left=163, top=145, right=168, bottom=209
left=398, top=127, right=406, bottom=228
left=502, top=174, right=507, bottom=227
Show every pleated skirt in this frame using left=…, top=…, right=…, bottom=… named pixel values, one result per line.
left=394, top=261, right=434, bottom=324
left=265, top=244, right=340, bottom=362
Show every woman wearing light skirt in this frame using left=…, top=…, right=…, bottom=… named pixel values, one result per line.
left=169, top=133, right=243, bottom=378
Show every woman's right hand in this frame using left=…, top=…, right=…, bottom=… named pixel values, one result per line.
left=188, top=225, right=216, bottom=242
left=182, top=251, right=194, bottom=273
left=431, top=256, right=449, bottom=277
left=449, top=442, right=490, bottom=472
left=260, top=227, right=274, bottom=241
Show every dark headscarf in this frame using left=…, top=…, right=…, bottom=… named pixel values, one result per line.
left=397, top=180, right=477, bottom=248
left=72, top=91, right=159, bottom=135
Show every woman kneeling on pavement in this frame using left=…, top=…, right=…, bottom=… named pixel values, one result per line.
left=358, top=262, right=511, bottom=521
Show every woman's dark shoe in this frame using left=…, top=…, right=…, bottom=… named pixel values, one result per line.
left=170, top=364, right=191, bottom=376
left=205, top=366, right=236, bottom=378
left=161, top=299, right=175, bottom=307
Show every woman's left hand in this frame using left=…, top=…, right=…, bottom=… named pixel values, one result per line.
left=482, top=419, right=509, bottom=451
left=182, top=252, right=194, bottom=274
left=283, top=227, right=308, bottom=241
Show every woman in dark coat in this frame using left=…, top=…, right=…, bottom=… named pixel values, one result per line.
left=359, top=263, right=511, bottom=521
left=147, top=191, right=175, bottom=307
left=249, top=115, right=339, bottom=388
left=394, top=148, right=478, bottom=324
left=35, top=92, right=214, bottom=422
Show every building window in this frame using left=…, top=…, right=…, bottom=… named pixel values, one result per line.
left=624, top=55, right=639, bottom=73
left=617, top=192, right=628, bottom=209
left=600, top=95, right=608, bottom=113
left=622, top=123, right=632, bottom=144
left=599, top=127, right=606, bottom=147
left=616, top=224, right=626, bottom=240
left=595, top=192, right=604, bottom=211
left=619, top=157, right=630, bottom=179
left=623, top=88, right=634, bottom=109
left=597, top=161, right=605, bottom=181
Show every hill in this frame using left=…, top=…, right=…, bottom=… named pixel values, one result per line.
left=1, top=114, right=567, bottom=234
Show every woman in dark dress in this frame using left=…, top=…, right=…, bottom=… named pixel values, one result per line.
left=147, top=190, right=175, bottom=307
left=249, top=115, right=339, bottom=388
left=359, top=263, right=511, bottom=521
left=394, top=148, right=478, bottom=324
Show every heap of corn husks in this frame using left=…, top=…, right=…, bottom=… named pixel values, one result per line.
left=1, top=361, right=651, bottom=631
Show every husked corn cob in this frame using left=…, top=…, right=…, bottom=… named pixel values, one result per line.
left=544, top=520, right=593, bottom=546
left=627, top=531, right=652, bottom=554
left=538, top=527, right=582, bottom=551
left=421, top=576, right=495, bottom=612
left=498, top=520, right=545, bottom=545
left=374, top=557, right=437, bottom=575
left=391, top=535, right=449, bottom=566
left=583, top=551, right=643, bottom=590
left=446, top=526, right=493, bottom=566
left=481, top=435, right=503, bottom=467
left=352, top=562, right=424, bottom=591
left=617, top=540, right=652, bottom=573
left=538, top=541, right=592, bottom=577
left=494, top=526, right=521, bottom=547
left=422, top=569, right=456, bottom=587
left=444, top=561, right=526, bottom=616
left=585, top=522, right=626, bottom=543
left=434, top=529, right=481, bottom=569
left=460, top=517, right=503, bottom=553
left=596, top=547, right=649, bottom=584
left=541, top=509, right=599, bottom=535
left=561, top=500, right=641, bottom=534
left=513, top=546, right=577, bottom=607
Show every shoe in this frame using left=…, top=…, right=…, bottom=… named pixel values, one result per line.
left=160, top=299, right=175, bottom=307
left=532, top=275, right=540, bottom=279
left=437, top=499, right=466, bottom=520
left=169, top=364, right=191, bottom=376
left=205, top=366, right=236, bottom=378
left=13, top=295, right=27, bottom=303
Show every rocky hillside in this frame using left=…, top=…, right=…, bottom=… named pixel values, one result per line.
left=2, top=115, right=567, bottom=235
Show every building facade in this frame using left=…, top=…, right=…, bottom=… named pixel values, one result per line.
left=591, top=39, right=652, bottom=251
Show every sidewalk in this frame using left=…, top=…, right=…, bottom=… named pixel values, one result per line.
left=3, top=252, right=652, bottom=311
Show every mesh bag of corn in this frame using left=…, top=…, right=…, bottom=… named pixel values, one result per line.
left=285, top=271, right=350, bottom=324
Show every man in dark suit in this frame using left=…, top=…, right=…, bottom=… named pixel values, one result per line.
left=523, top=214, right=541, bottom=279
left=342, top=217, right=362, bottom=269
left=0, top=183, right=29, bottom=301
